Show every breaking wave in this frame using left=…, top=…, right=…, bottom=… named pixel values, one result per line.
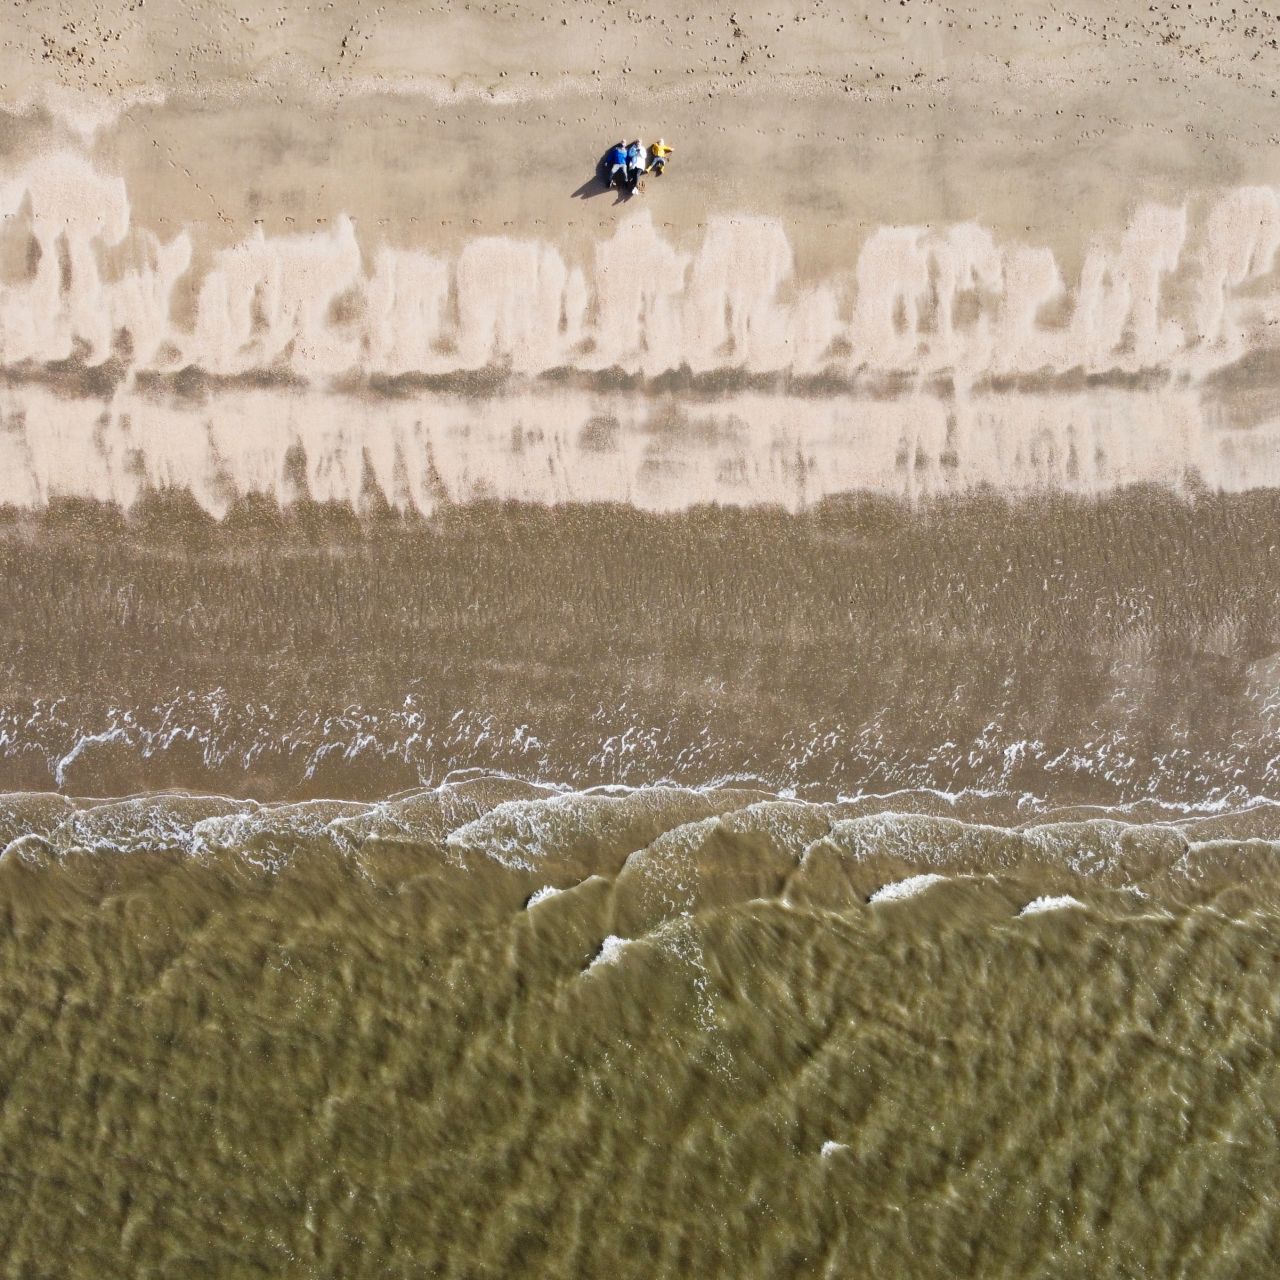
left=4, top=780, right=1279, bottom=909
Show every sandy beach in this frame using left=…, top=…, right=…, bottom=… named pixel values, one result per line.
left=1, top=3, right=1279, bottom=523
left=6, top=0, right=1280, bottom=266
left=0, top=0, right=1278, bottom=799
left=1, top=1, right=1278, bottom=372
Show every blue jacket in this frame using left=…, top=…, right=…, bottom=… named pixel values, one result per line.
left=609, top=145, right=628, bottom=166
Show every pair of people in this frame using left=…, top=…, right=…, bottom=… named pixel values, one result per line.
left=607, top=140, right=645, bottom=191
left=606, top=139, right=673, bottom=192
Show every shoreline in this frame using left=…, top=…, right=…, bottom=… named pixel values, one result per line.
left=4, top=779, right=1280, bottom=908
left=2, top=489, right=1275, bottom=804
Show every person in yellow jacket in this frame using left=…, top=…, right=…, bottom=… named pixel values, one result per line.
left=649, top=138, right=674, bottom=176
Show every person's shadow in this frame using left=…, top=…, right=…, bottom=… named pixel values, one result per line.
left=571, top=149, right=634, bottom=204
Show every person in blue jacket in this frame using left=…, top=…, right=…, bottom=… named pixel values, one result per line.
left=606, top=142, right=628, bottom=189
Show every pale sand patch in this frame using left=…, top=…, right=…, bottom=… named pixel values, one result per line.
left=2, top=1, right=1279, bottom=507
left=3, top=381, right=1276, bottom=513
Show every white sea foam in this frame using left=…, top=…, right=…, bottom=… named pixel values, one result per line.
left=444, top=793, right=583, bottom=870
left=868, top=873, right=948, bottom=904
left=0, top=834, right=57, bottom=864
left=1019, top=895, right=1085, bottom=916
left=0, top=779, right=1275, bottom=881
left=586, top=935, right=630, bottom=973
left=53, top=727, right=130, bottom=788
left=820, top=1141, right=849, bottom=1159
left=526, top=885, right=561, bottom=909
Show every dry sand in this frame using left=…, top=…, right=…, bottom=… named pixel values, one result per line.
left=3, top=0, right=1280, bottom=512
left=2, top=2, right=1280, bottom=427
left=5, top=0, right=1280, bottom=266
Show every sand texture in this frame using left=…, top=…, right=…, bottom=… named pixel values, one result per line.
left=1, top=2, right=1280, bottom=508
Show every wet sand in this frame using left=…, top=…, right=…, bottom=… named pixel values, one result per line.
left=1, top=490, right=1275, bottom=804
left=6, top=381, right=1280, bottom=512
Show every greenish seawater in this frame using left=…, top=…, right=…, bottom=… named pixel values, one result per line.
left=0, top=783, right=1277, bottom=1278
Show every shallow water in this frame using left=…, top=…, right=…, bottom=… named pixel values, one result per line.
left=1, top=782, right=1278, bottom=1277
left=2, top=490, right=1277, bottom=805
left=1, top=485, right=1278, bottom=1278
